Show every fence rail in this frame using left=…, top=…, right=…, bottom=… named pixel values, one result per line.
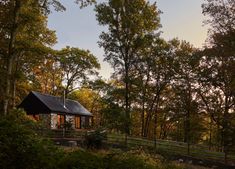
left=39, top=129, right=235, bottom=163
left=106, top=134, right=235, bottom=163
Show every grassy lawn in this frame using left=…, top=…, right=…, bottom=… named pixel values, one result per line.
left=106, top=133, right=235, bottom=163
left=45, top=129, right=235, bottom=165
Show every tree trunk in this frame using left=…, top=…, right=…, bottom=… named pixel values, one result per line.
left=154, top=95, right=160, bottom=149
left=12, top=55, right=20, bottom=108
left=124, top=60, right=130, bottom=145
left=141, top=71, right=150, bottom=137
left=12, top=78, right=17, bottom=108
left=3, top=0, right=21, bottom=115
left=223, top=100, right=229, bottom=164
left=209, top=116, right=212, bottom=150
left=143, top=93, right=158, bottom=137
left=141, top=102, right=145, bottom=137
left=154, top=108, right=157, bottom=149
left=4, top=58, right=13, bottom=115
left=143, top=112, right=150, bottom=137
left=187, top=109, right=190, bottom=155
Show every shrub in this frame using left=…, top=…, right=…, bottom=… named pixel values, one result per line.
left=59, top=150, right=153, bottom=169
left=84, top=128, right=107, bottom=149
left=59, top=150, right=104, bottom=169
left=103, top=150, right=158, bottom=169
left=0, top=109, right=63, bottom=169
left=103, top=149, right=184, bottom=169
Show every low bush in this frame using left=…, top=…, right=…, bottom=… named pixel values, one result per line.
left=0, top=109, right=63, bottom=169
left=84, top=128, right=107, bottom=149
left=59, top=150, right=104, bottom=169
left=58, top=149, right=184, bottom=169
left=103, top=150, right=183, bottom=169
left=104, top=152, right=157, bottom=169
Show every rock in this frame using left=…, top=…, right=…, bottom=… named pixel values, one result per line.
left=68, top=140, right=77, bottom=147
left=178, top=159, right=184, bottom=163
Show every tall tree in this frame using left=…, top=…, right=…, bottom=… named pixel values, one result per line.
left=202, top=0, right=235, bottom=37
left=100, top=80, right=127, bottom=132
left=29, top=54, right=63, bottom=95
left=0, top=0, right=57, bottom=114
left=95, top=0, right=161, bottom=142
left=132, top=36, right=174, bottom=144
left=200, top=0, right=235, bottom=162
left=58, top=47, right=100, bottom=97
left=171, top=39, right=199, bottom=155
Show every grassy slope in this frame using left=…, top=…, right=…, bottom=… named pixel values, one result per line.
left=107, top=133, right=235, bottom=162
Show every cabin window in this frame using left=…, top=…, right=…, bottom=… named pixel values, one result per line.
left=57, top=114, right=65, bottom=128
left=75, top=116, right=81, bottom=129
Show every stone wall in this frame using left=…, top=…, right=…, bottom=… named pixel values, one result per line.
left=50, top=113, right=57, bottom=129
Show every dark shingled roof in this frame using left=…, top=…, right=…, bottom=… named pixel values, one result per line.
left=19, top=91, right=92, bottom=116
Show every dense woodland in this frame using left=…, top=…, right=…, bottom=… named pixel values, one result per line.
left=0, top=0, right=234, bottom=162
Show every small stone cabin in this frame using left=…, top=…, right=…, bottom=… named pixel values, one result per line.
left=18, top=91, right=92, bottom=129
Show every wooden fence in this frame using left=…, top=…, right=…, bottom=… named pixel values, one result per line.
left=39, top=129, right=235, bottom=164
left=106, top=134, right=235, bottom=163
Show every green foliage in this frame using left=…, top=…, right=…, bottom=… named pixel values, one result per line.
left=104, top=151, right=159, bottom=169
left=95, top=0, right=162, bottom=136
left=103, top=150, right=183, bottom=169
left=59, top=150, right=104, bottom=169
left=75, top=0, right=96, bottom=8
left=101, top=84, right=126, bottom=132
left=0, top=0, right=57, bottom=112
left=57, top=46, right=100, bottom=96
left=199, top=0, right=235, bottom=157
left=39, top=0, right=96, bottom=14
left=69, top=88, right=101, bottom=112
left=202, top=0, right=234, bottom=36
left=59, top=149, right=183, bottom=169
left=63, top=119, right=74, bottom=130
left=102, top=103, right=126, bottom=132
left=69, top=87, right=105, bottom=127
left=84, top=128, right=107, bottom=149
left=0, top=109, right=63, bottom=169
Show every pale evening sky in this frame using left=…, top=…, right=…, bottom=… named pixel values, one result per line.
left=48, top=0, right=209, bottom=79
